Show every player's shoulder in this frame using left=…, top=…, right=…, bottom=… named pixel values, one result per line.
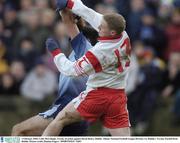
left=88, top=43, right=102, bottom=55
left=120, top=31, right=129, bottom=42
left=71, top=32, right=87, bottom=43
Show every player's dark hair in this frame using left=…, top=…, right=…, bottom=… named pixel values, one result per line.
left=76, top=17, right=86, bottom=31
left=82, top=26, right=98, bottom=46
left=76, top=17, right=98, bottom=46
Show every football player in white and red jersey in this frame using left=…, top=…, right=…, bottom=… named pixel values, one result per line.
left=42, top=0, right=131, bottom=136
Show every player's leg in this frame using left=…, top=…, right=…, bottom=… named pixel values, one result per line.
left=107, top=127, right=131, bottom=136
left=42, top=89, right=109, bottom=136
left=42, top=101, right=83, bottom=136
left=102, top=89, right=131, bottom=136
left=11, top=115, right=52, bottom=136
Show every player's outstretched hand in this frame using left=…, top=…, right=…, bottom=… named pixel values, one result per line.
left=56, top=0, right=74, bottom=11
left=46, top=37, right=61, bottom=57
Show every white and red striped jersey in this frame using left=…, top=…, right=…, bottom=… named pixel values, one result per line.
left=54, top=0, right=131, bottom=90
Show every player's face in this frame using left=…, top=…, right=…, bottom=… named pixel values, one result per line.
left=98, top=19, right=112, bottom=37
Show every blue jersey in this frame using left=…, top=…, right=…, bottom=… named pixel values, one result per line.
left=39, top=33, right=92, bottom=135
left=54, top=33, right=91, bottom=107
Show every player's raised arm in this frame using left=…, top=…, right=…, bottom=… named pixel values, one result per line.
left=60, top=9, right=80, bottom=39
left=60, top=9, right=92, bottom=59
left=46, top=38, right=98, bottom=77
left=56, top=0, right=103, bottom=31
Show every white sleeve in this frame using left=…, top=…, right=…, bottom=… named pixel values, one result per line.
left=54, top=52, right=97, bottom=77
left=70, top=0, right=103, bottom=31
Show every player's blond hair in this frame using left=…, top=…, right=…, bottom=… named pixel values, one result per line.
left=103, top=13, right=126, bottom=35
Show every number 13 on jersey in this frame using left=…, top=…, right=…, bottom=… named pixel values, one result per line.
left=114, top=37, right=131, bottom=72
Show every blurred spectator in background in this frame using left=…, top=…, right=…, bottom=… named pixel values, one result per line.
left=0, top=40, right=9, bottom=75
left=40, top=9, right=55, bottom=29
left=127, top=0, right=145, bottom=42
left=145, top=0, right=160, bottom=13
left=0, top=19, right=5, bottom=39
left=157, top=0, right=173, bottom=28
left=128, top=44, right=165, bottom=135
left=140, top=8, right=166, bottom=59
left=5, top=0, right=19, bottom=10
left=0, top=72, right=18, bottom=95
left=19, top=0, right=33, bottom=12
left=3, top=4, right=20, bottom=50
left=162, top=52, right=180, bottom=125
left=10, top=60, right=26, bottom=95
left=16, top=9, right=46, bottom=53
left=82, top=0, right=103, bottom=8
left=0, top=1, right=4, bottom=19
left=115, top=0, right=130, bottom=19
left=54, top=22, right=71, bottom=56
left=165, top=8, right=180, bottom=59
left=0, top=18, right=16, bottom=63
left=20, top=59, right=57, bottom=102
left=94, top=3, right=117, bottom=14
left=16, top=37, right=39, bottom=72
left=174, top=0, right=180, bottom=8
left=34, top=0, right=49, bottom=10
left=17, top=0, right=33, bottom=26
left=38, top=8, right=55, bottom=53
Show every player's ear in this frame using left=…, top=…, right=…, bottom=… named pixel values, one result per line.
left=110, top=30, right=117, bottom=36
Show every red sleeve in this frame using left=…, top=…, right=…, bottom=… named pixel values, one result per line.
left=85, top=51, right=102, bottom=73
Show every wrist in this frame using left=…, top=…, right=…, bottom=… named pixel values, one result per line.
left=51, top=48, right=62, bottom=57
left=67, top=0, right=74, bottom=9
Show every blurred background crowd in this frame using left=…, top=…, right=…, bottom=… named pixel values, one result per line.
left=0, top=0, right=180, bottom=136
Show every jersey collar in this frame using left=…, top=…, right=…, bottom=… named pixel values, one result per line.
left=97, top=33, right=123, bottom=43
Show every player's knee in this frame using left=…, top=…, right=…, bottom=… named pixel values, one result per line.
left=56, top=111, right=75, bottom=126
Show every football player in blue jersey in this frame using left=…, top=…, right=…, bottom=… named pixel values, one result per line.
left=11, top=9, right=97, bottom=136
